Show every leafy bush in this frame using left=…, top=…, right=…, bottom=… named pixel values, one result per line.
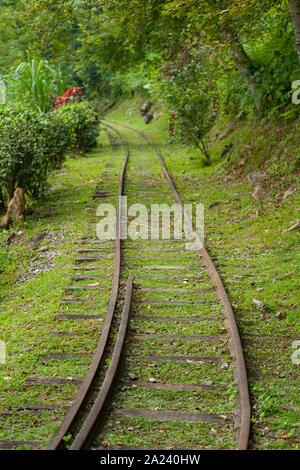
left=0, top=100, right=99, bottom=205
left=0, top=104, right=70, bottom=200
left=43, top=111, right=72, bottom=170
left=158, top=47, right=217, bottom=164
left=56, top=101, right=99, bottom=151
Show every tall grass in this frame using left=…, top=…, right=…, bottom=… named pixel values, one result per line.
left=5, top=55, right=67, bottom=114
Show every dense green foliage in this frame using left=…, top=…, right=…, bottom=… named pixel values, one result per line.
left=0, top=104, right=67, bottom=200
left=157, top=46, right=217, bottom=163
left=0, top=101, right=99, bottom=203
left=0, top=0, right=300, bottom=162
left=57, top=102, right=99, bottom=151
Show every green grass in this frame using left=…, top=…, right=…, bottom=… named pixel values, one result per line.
left=112, top=385, right=235, bottom=415
left=0, top=95, right=299, bottom=450
left=96, top=416, right=236, bottom=449
left=103, top=97, right=300, bottom=450
left=93, top=106, right=240, bottom=450
left=0, top=129, right=126, bottom=446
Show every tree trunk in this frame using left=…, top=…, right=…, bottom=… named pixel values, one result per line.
left=226, top=28, right=256, bottom=95
left=198, top=139, right=211, bottom=166
left=1, top=188, right=25, bottom=229
left=230, top=44, right=255, bottom=91
left=289, top=0, right=300, bottom=60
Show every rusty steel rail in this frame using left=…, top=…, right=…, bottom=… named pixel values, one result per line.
left=104, top=119, right=251, bottom=450
left=47, top=124, right=130, bottom=450
left=70, top=275, right=134, bottom=449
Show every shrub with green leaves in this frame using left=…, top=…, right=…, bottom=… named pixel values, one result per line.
left=158, top=47, right=217, bottom=165
left=0, top=101, right=99, bottom=205
left=0, top=104, right=70, bottom=201
left=45, top=111, right=72, bottom=169
left=56, top=101, right=99, bottom=151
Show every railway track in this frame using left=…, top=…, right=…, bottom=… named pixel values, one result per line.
left=0, top=120, right=250, bottom=451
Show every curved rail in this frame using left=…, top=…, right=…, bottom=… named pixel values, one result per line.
left=47, top=124, right=130, bottom=450
left=104, top=119, right=251, bottom=450
left=71, top=275, right=134, bottom=449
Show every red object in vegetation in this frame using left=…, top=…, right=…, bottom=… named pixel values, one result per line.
left=63, top=89, right=73, bottom=98
left=71, top=87, right=84, bottom=97
left=52, top=86, right=84, bottom=110
left=54, top=96, right=69, bottom=108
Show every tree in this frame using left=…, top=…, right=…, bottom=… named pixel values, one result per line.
left=162, top=1, right=281, bottom=95
left=159, top=46, right=217, bottom=165
left=289, top=0, right=300, bottom=60
left=0, top=1, right=26, bottom=71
